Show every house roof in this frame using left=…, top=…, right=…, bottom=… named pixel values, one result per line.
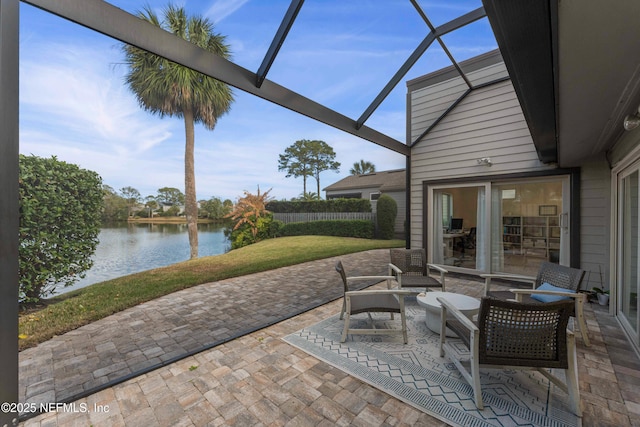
left=482, top=0, right=640, bottom=167
left=324, top=169, right=406, bottom=193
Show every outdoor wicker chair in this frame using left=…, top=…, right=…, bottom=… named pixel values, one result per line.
left=335, top=261, right=411, bottom=343
left=481, top=261, right=589, bottom=346
left=438, top=296, right=582, bottom=416
left=389, top=248, right=448, bottom=292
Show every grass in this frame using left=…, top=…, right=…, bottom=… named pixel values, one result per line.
left=18, top=236, right=404, bottom=350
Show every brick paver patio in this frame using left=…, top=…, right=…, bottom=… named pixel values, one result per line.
left=18, top=249, right=640, bottom=426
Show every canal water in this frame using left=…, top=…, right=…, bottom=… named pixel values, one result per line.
left=55, top=222, right=230, bottom=295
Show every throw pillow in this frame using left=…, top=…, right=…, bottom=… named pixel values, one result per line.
left=530, top=282, right=575, bottom=303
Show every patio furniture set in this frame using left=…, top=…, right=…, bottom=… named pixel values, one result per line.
left=335, top=248, right=586, bottom=416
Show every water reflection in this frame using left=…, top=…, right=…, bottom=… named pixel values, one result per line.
left=56, top=222, right=230, bottom=295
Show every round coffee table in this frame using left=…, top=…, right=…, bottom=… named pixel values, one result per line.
left=416, top=291, right=480, bottom=336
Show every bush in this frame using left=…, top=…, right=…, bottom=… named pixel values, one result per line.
left=226, top=214, right=283, bottom=249
left=19, top=155, right=103, bottom=302
left=267, top=198, right=371, bottom=213
left=281, top=220, right=374, bottom=238
left=376, top=194, right=397, bottom=240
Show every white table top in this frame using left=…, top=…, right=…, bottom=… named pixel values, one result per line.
left=416, top=291, right=480, bottom=312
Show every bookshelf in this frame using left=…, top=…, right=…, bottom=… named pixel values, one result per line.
left=502, top=215, right=560, bottom=260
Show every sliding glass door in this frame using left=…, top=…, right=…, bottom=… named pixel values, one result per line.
left=618, top=168, right=639, bottom=347
left=428, top=176, right=570, bottom=275
left=430, top=184, right=489, bottom=271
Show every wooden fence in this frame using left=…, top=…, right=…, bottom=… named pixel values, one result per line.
left=273, top=212, right=375, bottom=224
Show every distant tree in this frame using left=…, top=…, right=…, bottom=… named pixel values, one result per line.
left=19, top=155, right=103, bottom=303
left=199, top=196, right=232, bottom=220
left=102, top=185, right=128, bottom=222
left=120, top=186, right=141, bottom=217
left=144, top=195, right=158, bottom=218
left=296, top=192, right=319, bottom=201
left=156, top=187, right=185, bottom=207
left=122, top=4, right=234, bottom=260
left=278, top=139, right=340, bottom=199
left=350, top=159, right=376, bottom=175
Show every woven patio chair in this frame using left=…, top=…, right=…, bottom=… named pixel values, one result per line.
left=481, top=261, right=589, bottom=346
left=438, top=296, right=582, bottom=416
left=335, top=261, right=412, bottom=343
left=388, top=248, right=448, bottom=292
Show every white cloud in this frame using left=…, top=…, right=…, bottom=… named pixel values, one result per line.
left=204, top=0, right=250, bottom=23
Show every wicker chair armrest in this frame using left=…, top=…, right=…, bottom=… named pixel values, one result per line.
left=345, top=289, right=413, bottom=297
left=427, top=264, right=448, bottom=274
left=511, top=288, right=586, bottom=302
left=437, top=297, right=478, bottom=332
left=345, top=275, right=395, bottom=282
left=481, top=273, right=536, bottom=296
left=388, top=263, right=403, bottom=275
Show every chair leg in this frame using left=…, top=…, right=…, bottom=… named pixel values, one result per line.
left=566, top=334, right=583, bottom=416
left=340, top=299, right=346, bottom=320
left=399, top=300, right=408, bottom=344
left=574, top=302, right=590, bottom=346
left=341, top=312, right=350, bottom=343
left=469, top=335, right=484, bottom=410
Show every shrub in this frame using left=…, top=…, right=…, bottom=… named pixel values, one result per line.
left=281, top=220, right=374, bottom=239
left=226, top=214, right=283, bottom=249
left=376, top=194, right=397, bottom=240
left=19, top=155, right=103, bottom=303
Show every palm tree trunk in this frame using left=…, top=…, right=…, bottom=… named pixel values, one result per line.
left=184, top=107, right=198, bottom=259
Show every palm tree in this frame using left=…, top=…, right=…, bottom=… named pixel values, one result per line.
left=350, top=160, right=376, bottom=175
left=122, top=4, right=234, bottom=259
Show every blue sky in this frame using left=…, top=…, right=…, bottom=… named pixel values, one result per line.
left=19, top=0, right=496, bottom=202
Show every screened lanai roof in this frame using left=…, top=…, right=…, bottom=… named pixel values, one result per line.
left=24, top=0, right=502, bottom=157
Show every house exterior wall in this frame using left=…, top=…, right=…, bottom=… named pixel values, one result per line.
left=580, top=158, right=611, bottom=289
left=408, top=77, right=556, bottom=248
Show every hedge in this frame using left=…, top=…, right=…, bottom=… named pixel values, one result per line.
left=376, top=194, right=397, bottom=240
left=280, top=220, right=374, bottom=238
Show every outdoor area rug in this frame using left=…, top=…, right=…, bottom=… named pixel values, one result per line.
left=283, top=300, right=580, bottom=427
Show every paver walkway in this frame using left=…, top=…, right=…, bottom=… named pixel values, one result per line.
left=19, top=250, right=391, bottom=410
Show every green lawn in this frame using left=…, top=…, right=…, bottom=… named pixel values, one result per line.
left=19, top=236, right=404, bottom=350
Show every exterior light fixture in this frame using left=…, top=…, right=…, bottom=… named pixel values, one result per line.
left=624, top=105, right=640, bottom=131
left=477, top=157, right=492, bottom=166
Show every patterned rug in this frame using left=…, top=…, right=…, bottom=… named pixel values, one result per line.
left=283, top=299, right=580, bottom=427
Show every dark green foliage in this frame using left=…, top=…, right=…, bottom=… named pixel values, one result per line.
left=19, top=155, right=103, bottom=302
left=376, top=194, right=397, bottom=240
left=226, top=214, right=283, bottom=249
left=101, top=185, right=129, bottom=222
left=267, top=198, right=371, bottom=213
left=199, top=196, right=232, bottom=220
left=278, top=139, right=340, bottom=197
left=281, top=220, right=374, bottom=239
